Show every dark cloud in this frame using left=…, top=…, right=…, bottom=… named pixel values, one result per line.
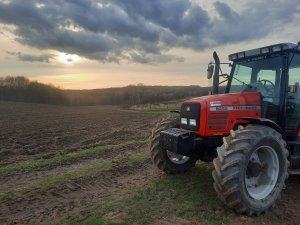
left=210, top=0, right=300, bottom=43
left=129, top=52, right=184, bottom=64
left=214, top=2, right=240, bottom=21
left=0, top=0, right=299, bottom=64
left=6, top=51, right=53, bottom=63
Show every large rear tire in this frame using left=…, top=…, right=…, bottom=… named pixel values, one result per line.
left=212, top=124, right=289, bottom=215
left=150, top=117, right=196, bottom=174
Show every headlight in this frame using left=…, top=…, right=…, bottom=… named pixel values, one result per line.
left=181, top=118, right=187, bottom=125
left=189, top=119, right=197, bottom=126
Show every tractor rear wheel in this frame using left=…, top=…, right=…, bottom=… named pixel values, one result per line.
left=212, top=124, right=289, bottom=215
left=150, top=117, right=196, bottom=174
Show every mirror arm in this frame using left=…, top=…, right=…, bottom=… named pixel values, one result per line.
left=210, top=62, right=231, bottom=65
left=219, top=79, right=228, bottom=85
left=220, top=74, right=229, bottom=78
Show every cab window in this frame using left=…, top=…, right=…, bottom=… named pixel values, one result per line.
left=286, top=54, right=300, bottom=131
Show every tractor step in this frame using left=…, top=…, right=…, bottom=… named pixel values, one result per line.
left=288, top=141, right=300, bottom=146
left=290, top=155, right=300, bottom=169
left=289, top=169, right=300, bottom=175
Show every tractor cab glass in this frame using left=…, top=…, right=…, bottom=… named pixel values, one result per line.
left=228, top=56, right=282, bottom=99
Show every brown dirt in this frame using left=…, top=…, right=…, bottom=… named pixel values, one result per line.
left=1, top=101, right=300, bottom=225
left=0, top=101, right=160, bottom=165
left=0, top=101, right=164, bottom=225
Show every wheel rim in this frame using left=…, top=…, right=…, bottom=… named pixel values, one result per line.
left=166, top=150, right=190, bottom=164
left=245, top=145, right=279, bottom=200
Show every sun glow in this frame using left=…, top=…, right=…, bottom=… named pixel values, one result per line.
left=58, top=53, right=80, bottom=64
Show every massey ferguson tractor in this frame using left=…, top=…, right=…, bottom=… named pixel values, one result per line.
left=150, top=42, right=300, bottom=215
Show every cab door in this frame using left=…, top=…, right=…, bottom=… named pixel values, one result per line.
left=286, top=54, right=300, bottom=135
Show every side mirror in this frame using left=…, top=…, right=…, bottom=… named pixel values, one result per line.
left=207, top=64, right=214, bottom=79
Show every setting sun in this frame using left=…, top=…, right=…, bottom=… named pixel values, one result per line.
left=58, top=53, right=80, bottom=64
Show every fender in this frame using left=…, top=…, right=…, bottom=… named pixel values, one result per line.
left=237, top=117, right=286, bottom=140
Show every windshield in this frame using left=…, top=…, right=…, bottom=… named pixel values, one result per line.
left=228, top=56, right=283, bottom=98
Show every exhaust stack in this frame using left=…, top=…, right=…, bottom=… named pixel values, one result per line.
left=212, top=51, right=220, bottom=95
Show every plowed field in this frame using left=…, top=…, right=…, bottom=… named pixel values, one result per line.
left=0, top=101, right=300, bottom=225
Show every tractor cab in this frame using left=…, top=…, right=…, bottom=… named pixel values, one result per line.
left=150, top=42, right=300, bottom=216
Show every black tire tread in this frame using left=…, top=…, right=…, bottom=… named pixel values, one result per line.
left=212, top=124, right=289, bottom=215
left=150, top=117, right=196, bottom=174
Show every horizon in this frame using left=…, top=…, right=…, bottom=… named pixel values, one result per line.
left=0, top=75, right=211, bottom=90
left=0, top=0, right=299, bottom=89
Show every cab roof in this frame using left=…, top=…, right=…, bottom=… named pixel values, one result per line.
left=228, top=42, right=299, bottom=61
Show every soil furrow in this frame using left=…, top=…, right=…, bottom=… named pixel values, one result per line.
left=0, top=159, right=158, bottom=225
left=0, top=142, right=147, bottom=191
left=0, top=102, right=162, bottom=166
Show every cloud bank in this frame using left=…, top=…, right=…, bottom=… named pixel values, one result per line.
left=0, top=0, right=299, bottom=64
left=6, top=51, right=53, bottom=63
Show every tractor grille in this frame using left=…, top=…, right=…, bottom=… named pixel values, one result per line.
left=180, top=103, right=200, bottom=131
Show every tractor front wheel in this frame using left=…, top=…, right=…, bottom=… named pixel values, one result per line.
left=212, top=124, right=289, bottom=215
left=150, top=117, right=196, bottom=174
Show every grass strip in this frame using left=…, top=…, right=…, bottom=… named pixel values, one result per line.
left=0, top=148, right=150, bottom=203
left=55, top=163, right=233, bottom=225
left=0, top=159, right=112, bottom=202
left=0, top=140, right=146, bottom=175
left=127, top=149, right=150, bottom=165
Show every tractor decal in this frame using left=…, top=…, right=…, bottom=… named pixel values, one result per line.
left=210, top=105, right=261, bottom=111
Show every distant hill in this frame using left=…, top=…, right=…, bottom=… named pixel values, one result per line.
left=65, top=85, right=216, bottom=106
left=0, top=76, right=224, bottom=106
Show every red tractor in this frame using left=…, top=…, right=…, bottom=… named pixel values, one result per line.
left=150, top=42, right=300, bottom=215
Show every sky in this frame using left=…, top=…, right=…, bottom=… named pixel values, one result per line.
left=0, top=0, right=299, bottom=89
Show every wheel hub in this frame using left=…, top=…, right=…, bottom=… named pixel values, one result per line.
left=246, top=161, right=263, bottom=178
left=245, top=145, right=279, bottom=200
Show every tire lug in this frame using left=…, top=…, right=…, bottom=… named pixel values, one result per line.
left=212, top=125, right=287, bottom=213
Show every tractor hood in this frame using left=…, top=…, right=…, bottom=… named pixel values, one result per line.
left=185, top=92, right=261, bottom=107
left=181, top=92, right=262, bottom=136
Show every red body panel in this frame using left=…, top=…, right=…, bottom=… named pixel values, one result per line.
left=184, top=92, right=262, bottom=137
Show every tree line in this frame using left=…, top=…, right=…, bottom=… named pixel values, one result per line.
left=0, top=76, right=221, bottom=106
left=0, top=76, right=68, bottom=105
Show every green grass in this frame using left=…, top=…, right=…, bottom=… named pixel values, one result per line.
left=55, top=163, right=232, bottom=225
left=127, top=150, right=149, bottom=165
left=0, top=142, right=149, bottom=202
left=0, top=159, right=113, bottom=202
left=0, top=140, right=146, bottom=175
